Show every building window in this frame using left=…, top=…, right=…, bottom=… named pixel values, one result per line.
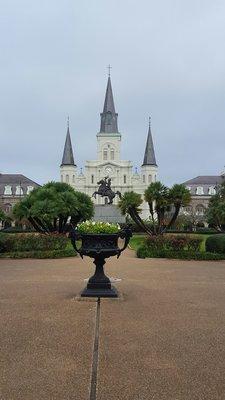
left=61, top=175, right=63, bottom=182
left=208, top=186, right=216, bottom=195
left=4, top=203, right=12, bottom=213
left=66, top=175, right=69, bottom=183
left=27, top=186, right=34, bottom=195
left=4, top=186, right=12, bottom=195
left=103, top=149, right=107, bottom=160
left=91, top=175, right=94, bottom=184
left=196, top=186, right=204, bottom=195
left=124, top=175, right=126, bottom=184
left=148, top=175, right=152, bottom=183
left=110, top=150, right=115, bottom=160
left=184, top=206, right=192, bottom=213
left=143, top=175, right=145, bottom=183
left=196, top=205, right=205, bottom=216
left=15, top=186, right=23, bottom=196
left=72, top=175, right=75, bottom=183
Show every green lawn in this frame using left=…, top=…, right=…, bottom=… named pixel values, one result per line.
left=129, top=233, right=210, bottom=252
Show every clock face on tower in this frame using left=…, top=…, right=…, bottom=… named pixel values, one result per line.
left=105, top=166, right=113, bottom=176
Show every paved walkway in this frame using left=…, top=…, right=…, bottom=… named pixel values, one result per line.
left=1, top=251, right=225, bottom=399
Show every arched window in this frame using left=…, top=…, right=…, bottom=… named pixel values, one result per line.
left=4, top=203, right=12, bottom=213
left=123, top=175, right=127, bottom=184
left=91, top=175, right=94, bottom=184
left=4, top=186, right=12, bottom=195
left=196, top=186, right=204, bottom=195
left=27, top=186, right=34, bottom=195
left=61, top=175, right=63, bottom=182
left=110, top=149, right=115, bottom=160
left=148, top=175, right=152, bottom=183
left=103, top=149, right=107, bottom=160
left=143, top=175, right=145, bottom=183
left=15, top=186, right=23, bottom=196
left=184, top=206, right=192, bottom=213
left=208, top=186, right=216, bottom=195
left=196, top=205, right=205, bottom=216
left=66, top=175, right=69, bottom=183
left=72, top=175, right=75, bottom=183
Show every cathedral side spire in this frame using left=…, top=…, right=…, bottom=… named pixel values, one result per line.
left=142, top=117, right=157, bottom=166
left=61, top=120, right=76, bottom=166
left=100, top=75, right=119, bottom=134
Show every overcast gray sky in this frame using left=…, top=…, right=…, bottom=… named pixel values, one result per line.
left=1, top=0, right=225, bottom=186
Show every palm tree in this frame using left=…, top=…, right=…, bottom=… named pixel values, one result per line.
left=144, top=182, right=169, bottom=234
left=118, top=191, right=153, bottom=235
left=165, top=184, right=191, bottom=231
left=119, top=182, right=191, bottom=236
left=13, top=182, right=94, bottom=234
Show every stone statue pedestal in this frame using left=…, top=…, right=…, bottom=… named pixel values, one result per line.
left=93, top=205, right=125, bottom=223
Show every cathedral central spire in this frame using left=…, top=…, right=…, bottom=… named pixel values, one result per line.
left=100, top=76, right=119, bottom=134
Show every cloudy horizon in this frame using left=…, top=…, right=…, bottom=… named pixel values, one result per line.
left=1, top=0, right=225, bottom=187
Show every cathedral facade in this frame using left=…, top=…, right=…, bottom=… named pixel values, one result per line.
left=60, top=76, right=158, bottom=219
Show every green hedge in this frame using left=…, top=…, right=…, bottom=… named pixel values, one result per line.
left=205, top=234, right=225, bottom=254
left=145, top=235, right=203, bottom=252
left=137, top=245, right=225, bottom=260
left=0, top=249, right=76, bottom=259
left=0, top=227, right=35, bottom=233
left=0, top=233, right=69, bottom=253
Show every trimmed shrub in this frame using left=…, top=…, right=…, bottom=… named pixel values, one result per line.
left=120, top=222, right=153, bottom=233
left=205, top=234, right=225, bottom=254
left=137, top=245, right=225, bottom=260
left=145, top=235, right=202, bottom=252
left=0, top=233, right=69, bottom=253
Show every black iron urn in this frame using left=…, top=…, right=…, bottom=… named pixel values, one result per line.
left=70, top=226, right=132, bottom=298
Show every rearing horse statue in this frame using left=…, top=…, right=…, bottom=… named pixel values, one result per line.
left=92, top=177, right=121, bottom=205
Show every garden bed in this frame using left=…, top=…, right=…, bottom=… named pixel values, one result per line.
left=0, top=233, right=76, bottom=259
left=130, top=234, right=225, bottom=261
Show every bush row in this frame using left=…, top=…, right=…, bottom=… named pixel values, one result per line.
left=0, top=233, right=70, bottom=253
left=205, top=234, right=225, bottom=254
left=136, top=246, right=225, bottom=260
left=0, top=249, right=76, bottom=259
left=119, top=223, right=218, bottom=235
left=145, top=235, right=203, bottom=252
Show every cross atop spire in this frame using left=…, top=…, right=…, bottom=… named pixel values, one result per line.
left=142, top=117, right=157, bottom=166
left=99, top=75, right=119, bottom=134
left=61, top=119, right=76, bottom=166
left=107, top=64, right=112, bottom=77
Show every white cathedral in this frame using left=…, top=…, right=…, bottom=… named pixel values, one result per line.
left=60, top=75, right=158, bottom=219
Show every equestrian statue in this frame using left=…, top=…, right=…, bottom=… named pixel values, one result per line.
left=92, top=177, right=121, bottom=205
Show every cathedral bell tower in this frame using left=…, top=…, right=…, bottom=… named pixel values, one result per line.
left=141, top=117, right=158, bottom=186
left=60, top=118, right=77, bottom=185
left=97, top=72, right=121, bottom=163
